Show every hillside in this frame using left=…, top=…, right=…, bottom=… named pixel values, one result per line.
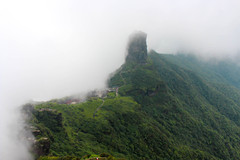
left=27, top=32, right=240, bottom=160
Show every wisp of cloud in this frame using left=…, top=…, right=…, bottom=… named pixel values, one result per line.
left=1, top=0, right=240, bottom=159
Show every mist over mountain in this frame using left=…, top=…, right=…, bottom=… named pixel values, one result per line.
left=23, top=32, right=240, bottom=160
left=2, top=1, right=240, bottom=160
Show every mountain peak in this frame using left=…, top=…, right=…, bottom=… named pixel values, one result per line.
left=126, top=31, right=148, bottom=63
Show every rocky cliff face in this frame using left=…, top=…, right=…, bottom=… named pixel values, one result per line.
left=126, top=31, right=148, bottom=63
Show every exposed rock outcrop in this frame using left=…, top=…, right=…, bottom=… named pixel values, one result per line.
left=126, top=31, right=148, bottom=63
left=34, top=137, right=50, bottom=156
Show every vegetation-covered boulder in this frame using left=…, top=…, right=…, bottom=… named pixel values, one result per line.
left=35, top=137, right=51, bottom=156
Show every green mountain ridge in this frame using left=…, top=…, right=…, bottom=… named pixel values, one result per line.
left=161, top=53, right=240, bottom=89
left=26, top=32, right=240, bottom=160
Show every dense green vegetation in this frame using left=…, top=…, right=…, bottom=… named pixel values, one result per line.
left=29, top=33, right=240, bottom=159
left=108, top=52, right=240, bottom=159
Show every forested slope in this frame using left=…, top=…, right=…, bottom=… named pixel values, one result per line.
left=28, top=32, right=240, bottom=160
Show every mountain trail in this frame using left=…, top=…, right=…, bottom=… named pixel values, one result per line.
left=93, top=99, right=105, bottom=118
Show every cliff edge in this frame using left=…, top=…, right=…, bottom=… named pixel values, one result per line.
left=126, top=31, right=148, bottom=63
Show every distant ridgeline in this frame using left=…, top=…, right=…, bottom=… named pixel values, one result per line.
left=26, top=31, right=240, bottom=160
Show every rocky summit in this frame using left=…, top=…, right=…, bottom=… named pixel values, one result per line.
left=126, top=31, right=148, bottom=63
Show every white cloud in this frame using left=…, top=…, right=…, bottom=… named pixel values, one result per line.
left=1, top=0, right=240, bottom=159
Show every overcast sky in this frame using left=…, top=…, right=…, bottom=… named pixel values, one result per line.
left=1, top=0, right=240, bottom=159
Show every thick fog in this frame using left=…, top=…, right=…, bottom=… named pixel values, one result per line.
left=1, top=0, right=240, bottom=159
